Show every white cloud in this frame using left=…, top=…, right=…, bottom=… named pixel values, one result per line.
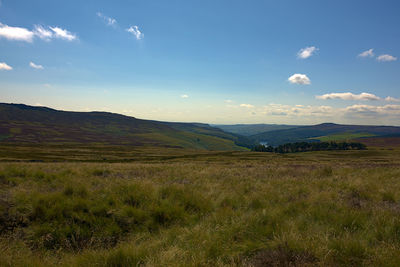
left=344, top=104, right=400, bottom=116
left=240, top=104, right=254, bottom=108
left=297, top=46, right=318, bottom=59
left=97, top=12, right=117, bottom=26
left=0, top=22, right=34, bottom=42
left=224, top=99, right=233, bottom=103
left=385, top=96, right=400, bottom=102
left=33, top=25, right=53, bottom=41
left=377, top=54, right=397, bottom=62
left=0, top=62, right=12, bottom=70
left=261, top=103, right=333, bottom=117
left=49, top=27, right=77, bottom=41
left=358, top=49, right=374, bottom=58
left=29, top=62, right=44, bottom=70
left=288, top=74, right=311, bottom=85
left=0, top=22, right=77, bottom=42
left=316, top=92, right=380, bottom=101
left=181, top=94, right=189, bottom=98
left=126, top=26, right=143, bottom=40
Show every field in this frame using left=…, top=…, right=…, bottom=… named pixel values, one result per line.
left=309, top=132, right=376, bottom=142
left=1, top=144, right=400, bottom=266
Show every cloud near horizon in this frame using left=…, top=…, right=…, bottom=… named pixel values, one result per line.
left=385, top=96, right=400, bottom=102
left=316, top=92, right=381, bottom=101
left=288, top=74, right=311, bottom=85
left=0, top=62, right=12, bottom=70
left=0, top=22, right=77, bottom=42
left=226, top=102, right=400, bottom=124
left=344, top=104, right=400, bottom=116
left=297, top=46, right=318, bottom=59
left=240, top=104, right=254, bottom=108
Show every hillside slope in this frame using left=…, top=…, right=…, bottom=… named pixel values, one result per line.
left=213, top=124, right=299, bottom=136
left=251, top=123, right=400, bottom=146
left=0, top=103, right=248, bottom=151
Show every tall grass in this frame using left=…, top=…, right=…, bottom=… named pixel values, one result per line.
left=1, top=149, right=400, bottom=266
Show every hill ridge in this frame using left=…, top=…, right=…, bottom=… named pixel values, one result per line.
left=0, top=103, right=249, bottom=151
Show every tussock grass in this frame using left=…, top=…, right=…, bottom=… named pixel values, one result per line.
left=1, top=149, right=400, bottom=266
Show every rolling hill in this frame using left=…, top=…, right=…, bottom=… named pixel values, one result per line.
left=250, top=123, right=400, bottom=146
left=213, top=124, right=299, bottom=136
left=0, top=103, right=250, bottom=151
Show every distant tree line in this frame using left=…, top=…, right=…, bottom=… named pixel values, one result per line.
left=252, top=141, right=367, bottom=153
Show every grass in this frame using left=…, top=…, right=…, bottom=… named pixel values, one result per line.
left=1, top=146, right=400, bottom=266
left=310, top=132, right=376, bottom=142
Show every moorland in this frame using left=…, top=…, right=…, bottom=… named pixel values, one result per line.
left=1, top=143, right=400, bottom=266
left=1, top=103, right=400, bottom=266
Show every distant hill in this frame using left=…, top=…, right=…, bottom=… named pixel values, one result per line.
left=213, top=124, right=300, bottom=136
left=250, top=123, right=400, bottom=146
left=0, top=103, right=251, bottom=151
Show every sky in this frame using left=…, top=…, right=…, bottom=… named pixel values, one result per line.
left=0, top=0, right=399, bottom=125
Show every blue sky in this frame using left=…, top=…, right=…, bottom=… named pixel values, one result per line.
left=0, top=0, right=399, bottom=125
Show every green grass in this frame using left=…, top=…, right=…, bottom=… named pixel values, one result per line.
left=310, top=132, right=376, bottom=142
left=1, top=147, right=400, bottom=266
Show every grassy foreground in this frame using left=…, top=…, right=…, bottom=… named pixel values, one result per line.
left=1, top=147, right=400, bottom=266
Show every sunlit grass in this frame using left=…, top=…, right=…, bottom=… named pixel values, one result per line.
left=1, top=148, right=400, bottom=266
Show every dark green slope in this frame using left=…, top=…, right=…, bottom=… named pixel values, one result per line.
left=213, top=124, right=300, bottom=136
left=250, top=123, right=400, bottom=146
left=0, top=103, right=248, bottom=151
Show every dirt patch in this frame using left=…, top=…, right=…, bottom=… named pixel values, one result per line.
left=244, top=245, right=317, bottom=267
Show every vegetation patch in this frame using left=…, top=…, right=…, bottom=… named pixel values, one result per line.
left=244, top=244, right=317, bottom=267
left=310, top=132, right=376, bottom=142
left=1, top=148, right=400, bottom=265
left=252, top=141, right=366, bottom=153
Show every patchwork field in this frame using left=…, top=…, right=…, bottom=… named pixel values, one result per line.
left=1, top=145, right=400, bottom=266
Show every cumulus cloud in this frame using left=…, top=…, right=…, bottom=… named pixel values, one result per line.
left=385, top=96, right=400, bottom=102
left=126, top=26, right=143, bottom=40
left=358, top=49, right=374, bottom=58
left=224, top=99, right=233, bottom=103
left=223, top=101, right=400, bottom=124
left=288, top=74, right=311, bottom=85
left=97, top=12, right=117, bottom=26
left=181, top=94, right=189, bottom=98
left=0, top=22, right=77, bottom=42
left=240, top=104, right=254, bottom=108
left=377, top=54, right=397, bottom=62
left=29, top=62, right=44, bottom=69
left=261, top=103, right=333, bottom=117
left=344, top=104, right=400, bottom=116
left=0, top=22, right=34, bottom=42
left=0, top=62, right=12, bottom=70
left=297, top=46, right=318, bottom=59
left=316, top=92, right=380, bottom=101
